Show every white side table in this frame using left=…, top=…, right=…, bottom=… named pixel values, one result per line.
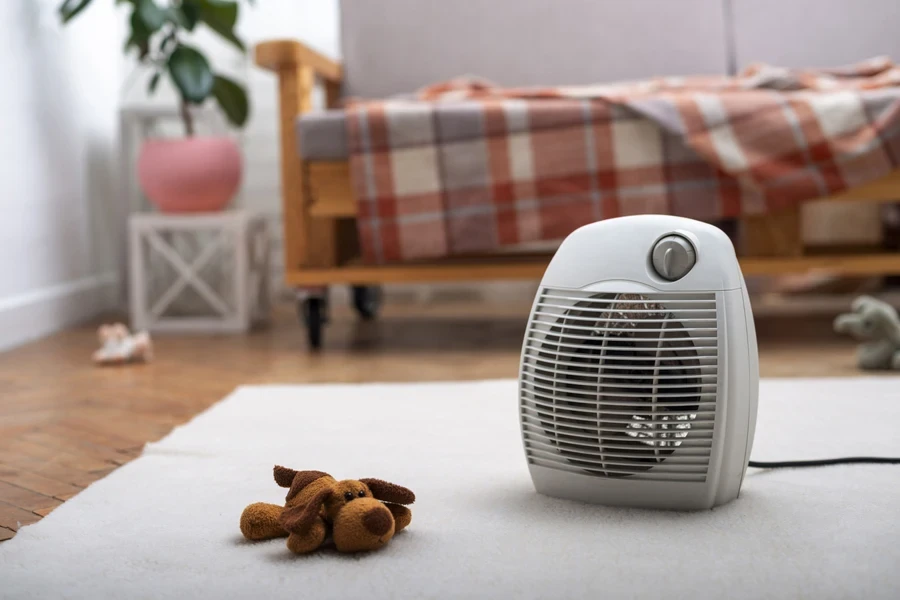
left=129, top=211, right=270, bottom=333
left=115, top=105, right=242, bottom=310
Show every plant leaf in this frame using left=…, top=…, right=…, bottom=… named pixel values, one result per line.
left=202, top=0, right=238, bottom=27
left=170, top=3, right=200, bottom=31
left=168, top=45, right=214, bottom=104
left=136, top=0, right=166, bottom=32
left=59, top=0, right=93, bottom=23
left=196, top=0, right=245, bottom=52
left=127, top=8, right=152, bottom=59
left=212, top=74, right=249, bottom=127
left=147, top=71, right=161, bottom=94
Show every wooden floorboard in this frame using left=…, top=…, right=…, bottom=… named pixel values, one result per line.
left=0, top=463, right=85, bottom=497
left=0, top=501, right=42, bottom=531
left=0, top=297, right=889, bottom=542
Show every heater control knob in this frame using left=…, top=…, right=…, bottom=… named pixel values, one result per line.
left=651, top=235, right=696, bottom=281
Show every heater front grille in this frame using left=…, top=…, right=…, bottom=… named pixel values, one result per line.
left=520, top=289, right=719, bottom=482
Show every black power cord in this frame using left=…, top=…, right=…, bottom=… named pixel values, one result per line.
left=749, top=457, right=900, bottom=469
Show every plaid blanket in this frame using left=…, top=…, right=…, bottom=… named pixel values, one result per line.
left=345, top=57, right=900, bottom=264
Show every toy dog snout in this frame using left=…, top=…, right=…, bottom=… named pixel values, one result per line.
left=363, top=505, right=393, bottom=536
left=333, top=498, right=396, bottom=552
left=834, top=313, right=862, bottom=336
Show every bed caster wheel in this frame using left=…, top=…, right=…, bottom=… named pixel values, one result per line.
left=351, top=286, right=383, bottom=320
left=298, top=297, right=327, bottom=349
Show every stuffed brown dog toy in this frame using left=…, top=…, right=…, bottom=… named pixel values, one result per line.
left=240, top=466, right=415, bottom=554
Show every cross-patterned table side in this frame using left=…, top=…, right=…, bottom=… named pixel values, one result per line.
left=128, top=211, right=270, bottom=333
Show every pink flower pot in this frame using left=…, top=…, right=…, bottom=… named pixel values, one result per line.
left=137, top=137, right=243, bottom=213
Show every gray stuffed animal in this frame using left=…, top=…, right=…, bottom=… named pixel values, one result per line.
left=833, top=295, right=900, bottom=370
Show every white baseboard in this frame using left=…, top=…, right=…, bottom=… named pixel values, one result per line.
left=0, top=272, right=119, bottom=353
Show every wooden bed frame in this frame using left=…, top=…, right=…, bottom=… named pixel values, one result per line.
left=255, top=40, right=900, bottom=301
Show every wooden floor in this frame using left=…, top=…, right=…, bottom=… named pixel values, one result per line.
left=0, top=297, right=885, bottom=541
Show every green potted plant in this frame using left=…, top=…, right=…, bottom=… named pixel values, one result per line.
left=59, top=0, right=252, bottom=213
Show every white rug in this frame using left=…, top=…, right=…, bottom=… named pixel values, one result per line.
left=1, top=379, right=898, bottom=599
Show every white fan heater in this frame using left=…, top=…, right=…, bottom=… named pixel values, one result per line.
left=519, top=215, right=758, bottom=510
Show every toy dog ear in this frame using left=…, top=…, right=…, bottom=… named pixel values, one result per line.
left=359, top=478, right=416, bottom=505
left=273, top=466, right=332, bottom=502
left=279, top=487, right=333, bottom=534
left=851, top=295, right=877, bottom=312
left=273, top=465, right=298, bottom=487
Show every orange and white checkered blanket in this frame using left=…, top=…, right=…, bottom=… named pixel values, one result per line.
left=345, top=57, right=900, bottom=264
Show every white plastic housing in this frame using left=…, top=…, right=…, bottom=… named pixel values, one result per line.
left=518, top=215, right=759, bottom=510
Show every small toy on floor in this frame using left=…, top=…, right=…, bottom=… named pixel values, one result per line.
left=833, top=295, right=900, bottom=370
left=92, top=323, right=153, bottom=365
left=240, top=466, right=415, bottom=554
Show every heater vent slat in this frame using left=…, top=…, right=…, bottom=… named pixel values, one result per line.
left=534, top=303, right=717, bottom=315
left=531, top=321, right=717, bottom=335
left=521, top=391, right=718, bottom=410
left=528, top=458, right=708, bottom=482
left=524, top=362, right=718, bottom=381
left=524, top=378, right=716, bottom=398
left=540, top=292, right=715, bottom=305
left=524, top=433, right=715, bottom=456
left=524, top=369, right=716, bottom=389
left=523, top=419, right=715, bottom=449
left=524, top=344, right=719, bottom=373
left=520, top=289, right=719, bottom=482
left=532, top=310, right=717, bottom=325
left=528, top=328, right=717, bottom=343
left=522, top=405, right=716, bottom=430
left=524, top=396, right=717, bottom=418
left=525, top=335, right=716, bottom=353
left=527, top=447, right=710, bottom=471
left=523, top=385, right=716, bottom=401
left=524, top=353, right=718, bottom=373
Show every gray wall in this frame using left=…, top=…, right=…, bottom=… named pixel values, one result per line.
left=340, top=0, right=731, bottom=98
left=0, top=0, right=122, bottom=351
left=732, top=0, right=900, bottom=69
